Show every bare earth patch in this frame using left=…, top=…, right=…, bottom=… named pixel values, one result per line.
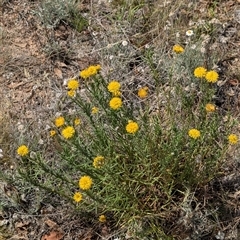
left=0, top=0, right=240, bottom=239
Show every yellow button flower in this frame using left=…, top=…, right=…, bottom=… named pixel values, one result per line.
left=205, top=103, right=215, bottom=112
left=50, top=130, right=56, bottom=137
left=205, top=70, right=219, bottom=83
left=93, top=156, right=105, bottom=168
left=80, top=65, right=101, bottom=79
left=126, top=120, right=139, bottom=134
left=79, top=176, right=93, bottom=190
left=55, top=116, right=65, bottom=127
left=73, top=192, right=83, bottom=203
left=99, top=215, right=106, bottom=223
left=61, top=126, right=75, bottom=139
left=109, top=97, right=122, bottom=110
left=107, top=81, right=121, bottom=93
left=194, top=67, right=207, bottom=78
left=94, top=64, right=101, bottom=71
left=17, top=145, right=29, bottom=156
left=92, top=107, right=99, bottom=114
left=228, top=134, right=238, bottom=145
left=173, top=44, right=184, bottom=54
left=188, top=129, right=200, bottom=139
left=74, top=118, right=81, bottom=126
left=67, top=89, right=76, bottom=98
left=67, top=79, right=79, bottom=90
left=138, top=87, right=148, bottom=99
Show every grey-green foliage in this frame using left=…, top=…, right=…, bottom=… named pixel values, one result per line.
left=34, top=0, right=86, bottom=30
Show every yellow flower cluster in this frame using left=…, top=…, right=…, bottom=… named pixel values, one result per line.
left=67, top=79, right=79, bottom=97
left=194, top=67, right=218, bottom=83
left=93, top=156, right=105, bottom=168
left=228, top=134, right=238, bottom=145
left=188, top=129, right=200, bottom=139
left=79, top=176, right=93, bottom=190
left=73, top=176, right=93, bottom=203
left=61, top=126, right=75, bottom=139
left=55, top=116, right=65, bottom=127
left=80, top=65, right=101, bottom=79
left=126, top=120, right=139, bottom=134
left=17, top=145, right=29, bottom=156
left=138, top=87, right=148, bottom=99
left=173, top=44, right=184, bottom=54
left=109, top=97, right=122, bottom=110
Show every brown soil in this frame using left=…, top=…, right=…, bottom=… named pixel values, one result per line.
left=0, top=0, right=240, bottom=239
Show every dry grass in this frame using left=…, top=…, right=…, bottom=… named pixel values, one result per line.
left=0, top=0, right=240, bottom=239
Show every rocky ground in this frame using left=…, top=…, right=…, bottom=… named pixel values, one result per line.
left=0, top=0, right=240, bottom=239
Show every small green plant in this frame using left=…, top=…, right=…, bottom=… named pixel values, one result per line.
left=70, top=11, right=88, bottom=33
left=16, top=45, right=238, bottom=238
left=33, top=0, right=88, bottom=60
left=43, top=40, right=74, bottom=61
left=34, top=0, right=88, bottom=31
left=111, top=0, right=145, bottom=23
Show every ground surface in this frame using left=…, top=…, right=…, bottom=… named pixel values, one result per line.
left=0, top=0, right=240, bottom=239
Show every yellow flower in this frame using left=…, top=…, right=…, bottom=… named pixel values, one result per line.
left=107, top=81, right=121, bottom=93
left=126, top=120, right=139, bottom=134
left=17, top=145, right=29, bottom=156
left=67, top=89, right=76, bottom=98
left=194, top=67, right=207, bottom=78
left=138, top=87, right=148, bottom=99
left=74, top=118, right=81, bottom=126
left=109, top=97, right=122, bottom=110
left=79, top=176, right=93, bottom=190
left=67, top=79, right=79, bottom=90
left=205, top=103, right=215, bottom=112
left=92, top=107, right=99, bottom=114
left=188, top=129, right=200, bottom=139
left=93, top=156, right=105, bottom=168
left=55, top=116, right=65, bottom=127
left=205, top=70, right=219, bottom=83
left=228, top=134, right=238, bottom=145
left=80, top=65, right=101, bottom=79
left=87, top=66, right=98, bottom=75
left=73, top=192, right=83, bottom=203
left=61, top=126, right=75, bottom=139
left=99, top=215, right=106, bottom=223
left=50, top=130, right=56, bottom=137
left=80, top=69, right=90, bottom=79
left=173, top=44, right=184, bottom=54
left=95, top=64, right=101, bottom=71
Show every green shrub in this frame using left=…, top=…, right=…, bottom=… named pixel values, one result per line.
left=16, top=46, right=238, bottom=238
left=34, top=0, right=88, bottom=31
